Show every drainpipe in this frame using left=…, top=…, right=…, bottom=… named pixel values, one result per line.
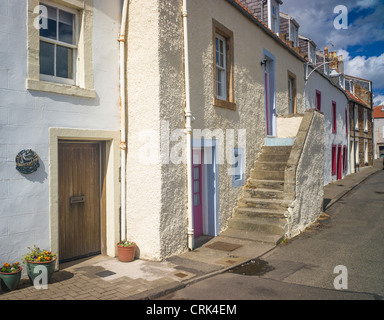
left=182, top=0, right=194, bottom=250
left=119, top=0, right=129, bottom=241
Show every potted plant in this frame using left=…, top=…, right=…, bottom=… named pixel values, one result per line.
left=0, top=262, right=22, bottom=292
left=117, top=240, right=136, bottom=262
left=23, top=245, right=57, bottom=284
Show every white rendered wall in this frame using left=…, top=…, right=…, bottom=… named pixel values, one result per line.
left=0, top=0, right=121, bottom=264
left=305, top=71, right=349, bottom=186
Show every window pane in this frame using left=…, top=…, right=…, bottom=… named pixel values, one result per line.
left=59, top=10, right=74, bottom=44
left=193, top=167, right=199, bottom=180
left=40, top=5, right=57, bottom=40
left=40, top=41, right=55, bottom=76
left=56, top=45, right=73, bottom=79
left=217, top=70, right=222, bottom=97
left=194, top=194, right=200, bottom=206
left=194, top=181, right=199, bottom=193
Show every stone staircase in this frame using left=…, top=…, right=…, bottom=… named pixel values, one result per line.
left=223, top=145, right=294, bottom=244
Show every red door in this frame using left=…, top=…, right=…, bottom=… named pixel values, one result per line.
left=193, top=149, right=203, bottom=237
left=337, top=145, right=342, bottom=180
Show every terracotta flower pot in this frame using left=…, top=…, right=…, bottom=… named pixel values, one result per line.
left=0, top=267, right=22, bottom=292
left=117, top=244, right=136, bottom=262
left=26, top=257, right=57, bottom=284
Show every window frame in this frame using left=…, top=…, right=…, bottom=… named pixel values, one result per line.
left=364, top=109, right=368, bottom=133
left=232, top=148, right=245, bottom=187
left=332, top=101, right=337, bottom=134
left=288, top=71, right=296, bottom=114
left=364, top=139, right=368, bottom=164
left=27, top=0, right=95, bottom=98
left=343, top=145, right=347, bottom=173
left=355, top=138, right=359, bottom=165
left=212, top=19, right=236, bottom=111
left=354, top=105, right=359, bottom=131
left=39, top=2, right=79, bottom=85
left=315, top=90, right=321, bottom=111
left=331, top=145, right=337, bottom=176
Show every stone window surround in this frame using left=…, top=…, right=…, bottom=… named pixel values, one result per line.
left=212, top=19, right=236, bottom=111
left=27, top=0, right=96, bottom=98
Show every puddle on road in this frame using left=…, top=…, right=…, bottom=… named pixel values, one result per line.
left=228, top=258, right=275, bottom=276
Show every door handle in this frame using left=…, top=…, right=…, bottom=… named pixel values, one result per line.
left=70, top=196, right=85, bottom=204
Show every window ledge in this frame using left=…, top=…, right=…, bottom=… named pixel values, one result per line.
left=213, top=98, right=236, bottom=111
left=27, top=79, right=96, bottom=99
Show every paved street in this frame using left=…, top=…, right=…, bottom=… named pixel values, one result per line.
left=160, top=170, right=384, bottom=300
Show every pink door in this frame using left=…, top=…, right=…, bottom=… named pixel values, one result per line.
left=193, top=149, right=203, bottom=237
left=265, top=71, right=271, bottom=136
left=337, top=145, right=342, bottom=180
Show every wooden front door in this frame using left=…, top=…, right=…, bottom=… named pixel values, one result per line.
left=58, top=142, right=102, bottom=262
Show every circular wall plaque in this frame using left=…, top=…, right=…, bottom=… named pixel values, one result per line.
left=15, top=149, right=40, bottom=174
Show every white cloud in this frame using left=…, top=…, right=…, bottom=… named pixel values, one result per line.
left=355, top=0, right=378, bottom=9
left=338, top=49, right=384, bottom=94
left=281, top=0, right=384, bottom=94
left=373, top=95, right=384, bottom=106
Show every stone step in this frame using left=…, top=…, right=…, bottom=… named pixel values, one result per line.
left=235, top=206, right=286, bottom=219
left=262, top=146, right=292, bottom=154
left=251, top=169, right=285, bottom=180
left=247, top=179, right=285, bottom=191
left=221, top=228, right=284, bottom=245
left=238, top=198, right=292, bottom=210
left=243, top=187, right=294, bottom=200
left=254, top=161, right=287, bottom=171
left=258, top=153, right=290, bottom=162
left=228, top=216, right=285, bottom=236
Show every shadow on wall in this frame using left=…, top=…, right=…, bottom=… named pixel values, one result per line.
left=16, top=156, right=48, bottom=184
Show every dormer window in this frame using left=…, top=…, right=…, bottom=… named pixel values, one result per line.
left=269, top=0, right=281, bottom=35
left=308, top=43, right=316, bottom=64
left=289, top=21, right=298, bottom=47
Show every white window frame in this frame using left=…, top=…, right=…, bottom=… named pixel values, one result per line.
left=364, top=139, right=368, bottom=164
left=289, top=21, right=298, bottom=47
left=215, top=34, right=227, bottom=101
left=268, top=0, right=280, bottom=35
left=355, top=138, right=359, bottom=165
left=27, top=0, right=95, bottom=98
left=308, top=43, right=316, bottom=64
left=354, top=105, right=359, bottom=131
left=364, top=109, right=368, bottom=132
left=232, top=148, right=245, bottom=187
left=39, top=2, right=79, bottom=85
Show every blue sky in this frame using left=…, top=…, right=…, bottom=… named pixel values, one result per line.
left=280, top=0, right=384, bottom=105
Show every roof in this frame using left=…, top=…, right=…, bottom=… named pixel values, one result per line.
left=225, top=0, right=306, bottom=63
left=346, top=90, right=370, bottom=108
left=280, top=12, right=300, bottom=27
left=373, top=106, right=384, bottom=118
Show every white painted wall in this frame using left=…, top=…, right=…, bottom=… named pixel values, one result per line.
left=305, top=71, right=349, bottom=185
left=0, top=0, right=121, bottom=264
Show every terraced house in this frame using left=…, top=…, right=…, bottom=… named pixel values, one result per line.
left=0, top=0, right=372, bottom=267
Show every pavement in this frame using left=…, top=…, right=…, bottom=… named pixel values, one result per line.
left=0, top=160, right=382, bottom=301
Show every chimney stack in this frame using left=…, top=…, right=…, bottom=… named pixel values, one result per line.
left=324, top=47, right=328, bottom=57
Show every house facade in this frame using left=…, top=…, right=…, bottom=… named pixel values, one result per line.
left=126, top=0, right=324, bottom=260
left=1, top=0, right=122, bottom=263
left=373, top=106, right=384, bottom=159
left=345, top=75, right=374, bottom=172
left=0, top=0, right=373, bottom=265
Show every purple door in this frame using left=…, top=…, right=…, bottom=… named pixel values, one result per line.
left=193, top=149, right=203, bottom=237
